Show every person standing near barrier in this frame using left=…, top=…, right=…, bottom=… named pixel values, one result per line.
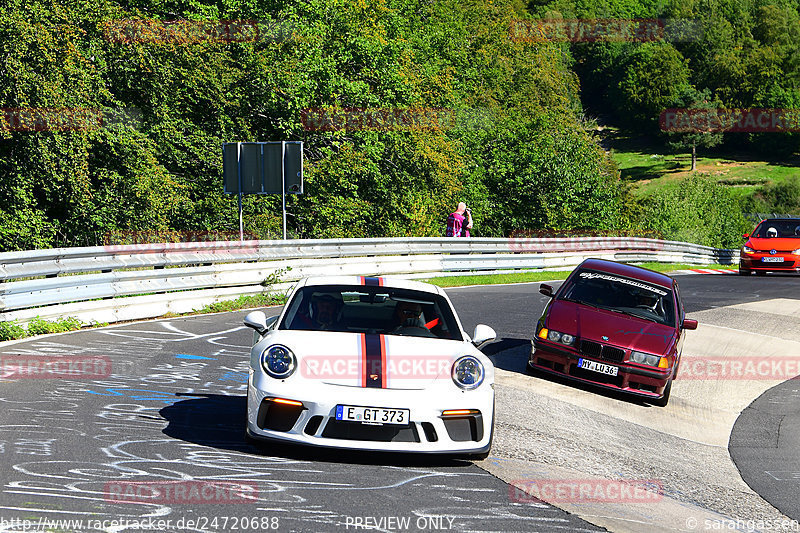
left=446, top=202, right=473, bottom=237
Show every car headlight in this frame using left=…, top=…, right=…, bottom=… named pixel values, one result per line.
left=451, top=356, right=484, bottom=390
left=742, top=246, right=755, bottom=255
left=630, top=350, right=666, bottom=368
left=793, top=248, right=800, bottom=255
left=261, top=345, right=296, bottom=378
left=538, top=328, right=576, bottom=346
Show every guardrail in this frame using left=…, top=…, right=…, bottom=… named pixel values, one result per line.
left=0, top=237, right=737, bottom=327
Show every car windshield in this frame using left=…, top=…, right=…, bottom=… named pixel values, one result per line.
left=560, top=269, right=676, bottom=327
left=753, top=220, right=800, bottom=238
left=279, top=285, right=462, bottom=340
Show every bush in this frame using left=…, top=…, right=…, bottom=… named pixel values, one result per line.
left=638, top=175, right=751, bottom=249
left=0, top=321, right=27, bottom=341
left=752, top=177, right=800, bottom=215
left=25, top=316, right=84, bottom=336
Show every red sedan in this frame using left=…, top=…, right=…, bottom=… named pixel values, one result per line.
left=739, top=218, right=800, bottom=275
left=528, top=258, right=697, bottom=406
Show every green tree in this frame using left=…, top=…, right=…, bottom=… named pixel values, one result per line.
left=665, top=87, right=724, bottom=171
left=614, top=42, right=691, bottom=128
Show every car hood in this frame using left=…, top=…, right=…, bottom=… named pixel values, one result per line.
left=747, top=237, right=800, bottom=251
left=546, top=301, right=676, bottom=356
left=262, top=330, right=470, bottom=389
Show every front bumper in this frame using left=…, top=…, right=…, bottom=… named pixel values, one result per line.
left=247, top=373, right=493, bottom=454
left=529, top=340, right=671, bottom=399
left=740, top=253, right=800, bottom=272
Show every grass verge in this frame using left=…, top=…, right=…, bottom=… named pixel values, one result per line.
left=193, top=293, right=287, bottom=314
left=424, top=262, right=735, bottom=287
left=0, top=292, right=288, bottom=342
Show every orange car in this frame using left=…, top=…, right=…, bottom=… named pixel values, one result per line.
left=739, top=218, right=800, bottom=275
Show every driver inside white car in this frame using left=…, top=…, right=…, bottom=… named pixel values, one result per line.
left=391, top=301, right=426, bottom=331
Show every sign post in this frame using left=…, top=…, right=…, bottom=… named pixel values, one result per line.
left=223, top=141, right=303, bottom=240
left=281, top=141, right=287, bottom=240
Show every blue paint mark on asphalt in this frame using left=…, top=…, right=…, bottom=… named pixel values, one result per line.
left=220, top=371, right=248, bottom=383
left=85, top=388, right=201, bottom=403
left=175, top=354, right=216, bottom=360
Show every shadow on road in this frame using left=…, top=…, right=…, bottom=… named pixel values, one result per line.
left=485, top=337, right=653, bottom=407
left=482, top=337, right=531, bottom=373
left=160, top=393, right=476, bottom=467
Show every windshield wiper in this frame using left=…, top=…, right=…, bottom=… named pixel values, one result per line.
left=596, top=305, right=661, bottom=324
left=560, top=297, right=599, bottom=309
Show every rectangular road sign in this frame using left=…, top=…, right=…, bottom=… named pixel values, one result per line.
left=223, top=141, right=303, bottom=195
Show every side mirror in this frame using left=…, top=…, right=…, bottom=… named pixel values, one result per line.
left=742, top=233, right=750, bottom=239
left=539, top=284, right=554, bottom=298
left=244, top=311, right=269, bottom=335
left=682, top=318, right=698, bottom=330
left=472, top=324, right=497, bottom=348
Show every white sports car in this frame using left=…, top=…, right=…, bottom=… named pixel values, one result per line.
left=243, top=276, right=496, bottom=457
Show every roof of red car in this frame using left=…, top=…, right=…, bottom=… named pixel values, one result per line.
left=578, top=258, right=674, bottom=289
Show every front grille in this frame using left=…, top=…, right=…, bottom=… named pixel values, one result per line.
left=304, top=415, right=323, bottom=436
left=580, top=340, right=602, bottom=358
left=321, top=420, right=420, bottom=442
left=603, top=346, right=625, bottom=363
left=580, top=340, right=625, bottom=363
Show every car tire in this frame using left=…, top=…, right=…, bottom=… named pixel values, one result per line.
left=738, top=268, right=750, bottom=276
left=651, top=379, right=672, bottom=407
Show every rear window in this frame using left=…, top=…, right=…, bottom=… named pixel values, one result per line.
left=279, top=285, right=462, bottom=340
left=559, top=269, right=676, bottom=327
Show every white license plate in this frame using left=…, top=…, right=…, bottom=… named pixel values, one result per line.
left=335, top=405, right=410, bottom=425
left=762, top=257, right=784, bottom=263
left=578, top=358, right=619, bottom=377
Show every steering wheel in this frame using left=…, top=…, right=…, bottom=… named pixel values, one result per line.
left=392, top=325, right=436, bottom=337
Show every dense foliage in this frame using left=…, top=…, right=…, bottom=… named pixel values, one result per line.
left=0, top=0, right=625, bottom=250
left=538, top=0, right=800, bottom=152
left=1, top=0, right=796, bottom=251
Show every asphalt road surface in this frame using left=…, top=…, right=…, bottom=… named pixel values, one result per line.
left=730, top=378, right=800, bottom=522
left=0, top=272, right=798, bottom=532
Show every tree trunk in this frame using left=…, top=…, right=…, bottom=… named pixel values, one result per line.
left=691, top=144, right=696, bottom=171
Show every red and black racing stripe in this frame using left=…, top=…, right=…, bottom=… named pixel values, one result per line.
left=360, top=276, right=384, bottom=287
left=360, top=333, right=387, bottom=388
